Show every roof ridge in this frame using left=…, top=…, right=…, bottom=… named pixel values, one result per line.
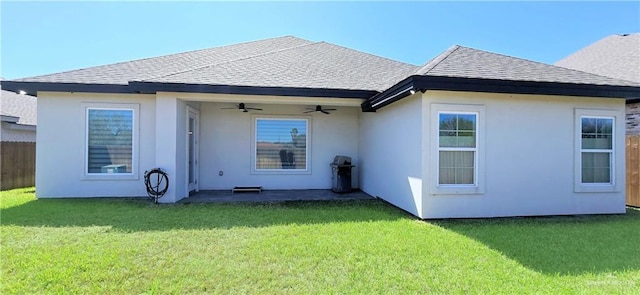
left=414, top=45, right=461, bottom=75
left=16, top=36, right=310, bottom=82
left=316, top=41, right=418, bottom=67
left=616, top=32, right=640, bottom=37
left=456, top=45, right=550, bottom=66
left=140, top=41, right=319, bottom=82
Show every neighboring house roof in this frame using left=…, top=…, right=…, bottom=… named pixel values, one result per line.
left=555, top=33, right=640, bottom=83
left=1, top=84, right=37, bottom=126
left=3, top=36, right=640, bottom=111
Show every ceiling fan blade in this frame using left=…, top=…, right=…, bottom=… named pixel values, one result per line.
left=324, top=108, right=337, bottom=111
left=221, top=107, right=238, bottom=109
left=321, top=110, right=330, bottom=114
left=245, top=107, right=263, bottom=111
left=303, top=110, right=315, bottom=113
left=242, top=109, right=249, bottom=113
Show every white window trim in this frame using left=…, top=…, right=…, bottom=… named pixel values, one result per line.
left=82, top=103, right=139, bottom=180
left=574, top=109, right=620, bottom=193
left=251, top=115, right=312, bottom=175
left=430, top=104, right=485, bottom=195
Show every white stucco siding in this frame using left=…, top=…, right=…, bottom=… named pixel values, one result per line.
left=422, top=91, right=626, bottom=218
left=198, top=102, right=359, bottom=190
left=35, top=92, right=156, bottom=198
left=359, top=94, right=423, bottom=218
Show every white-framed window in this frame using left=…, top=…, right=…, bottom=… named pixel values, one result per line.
left=438, top=112, right=477, bottom=185
left=430, top=104, right=485, bottom=195
left=580, top=117, right=613, bottom=184
left=575, top=109, right=620, bottom=192
left=252, top=116, right=311, bottom=174
left=83, top=103, right=139, bottom=179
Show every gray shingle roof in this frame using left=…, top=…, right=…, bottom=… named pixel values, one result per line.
left=15, top=36, right=315, bottom=85
left=0, top=86, right=37, bottom=126
left=555, top=33, right=640, bottom=83
left=143, top=41, right=418, bottom=91
left=9, top=36, right=639, bottom=99
left=15, top=36, right=418, bottom=92
left=416, top=45, right=640, bottom=87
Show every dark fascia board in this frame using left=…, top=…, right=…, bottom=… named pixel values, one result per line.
left=1, top=80, right=378, bottom=99
left=128, top=81, right=377, bottom=99
left=1, top=115, right=20, bottom=123
left=1, top=81, right=131, bottom=96
left=362, top=75, right=640, bottom=112
left=361, top=77, right=415, bottom=111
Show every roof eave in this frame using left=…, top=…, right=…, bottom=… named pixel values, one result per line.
left=1, top=115, right=20, bottom=123
left=361, top=76, right=417, bottom=111
left=129, top=81, right=378, bottom=99
left=1, top=121, right=37, bottom=131
left=2, top=80, right=379, bottom=99
left=363, top=76, right=640, bottom=111
left=1, top=81, right=131, bottom=96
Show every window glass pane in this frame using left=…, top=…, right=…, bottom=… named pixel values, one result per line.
left=581, top=152, right=611, bottom=183
left=456, top=131, right=476, bottom=147
left=256, top=119, right=307, bottom=170
left=439, top=113, right=477, bottom=148
left=457, top=114, right=476, bottom=131
left=582, top=117, right=612, bottom=150
left=87, top=109, right=133, bottom=174
left=439, top=114, right=457, bottom=131
left=439, top=151, right=474, bottom=184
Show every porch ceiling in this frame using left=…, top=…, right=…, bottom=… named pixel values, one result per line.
left=161, top=91, right=366, bottom=107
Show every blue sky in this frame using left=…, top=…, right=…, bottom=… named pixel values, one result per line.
left=1, top=1, right=639, bottom=79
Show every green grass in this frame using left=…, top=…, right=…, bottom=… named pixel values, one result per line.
left=2, top=187, right=639, bottom=294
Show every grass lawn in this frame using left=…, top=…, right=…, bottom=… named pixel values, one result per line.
left=2, top=187, right=639, bottom=294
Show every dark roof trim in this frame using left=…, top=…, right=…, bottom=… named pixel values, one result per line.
left=1, top=115, right=20, bottom=123
left=1, top=80, right=377, bottom=99
left=361, top=78, right=415, bottom=111
left=128, top=81, right=377, bottom=99
left=1, top=81, right=131, bottom=96
left=2, top=121, right=37, bottom=131
left=362, top=75, right=640, bottom=112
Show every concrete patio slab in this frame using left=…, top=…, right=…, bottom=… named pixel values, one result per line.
left=180, top=189, right=374, bottom=203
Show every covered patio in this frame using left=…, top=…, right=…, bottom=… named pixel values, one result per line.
left=180, top=189, right=374, bottom=203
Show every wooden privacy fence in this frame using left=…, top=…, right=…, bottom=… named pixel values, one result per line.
left=1, top=142, right=36, bottom=190
left=628, top=135, right=640, bottom=207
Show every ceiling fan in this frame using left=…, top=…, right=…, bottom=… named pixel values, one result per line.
left=304, top=105, right=336, bottom=114
left=221, top=103, right=263, bottom=113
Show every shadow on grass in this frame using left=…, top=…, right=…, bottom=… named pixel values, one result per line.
left=1, top=197, right=406, bottom=232
left=433, top=208, right=640, bottom=275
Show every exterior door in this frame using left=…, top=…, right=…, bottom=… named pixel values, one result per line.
left=187, top=106, right=199, bottom=193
